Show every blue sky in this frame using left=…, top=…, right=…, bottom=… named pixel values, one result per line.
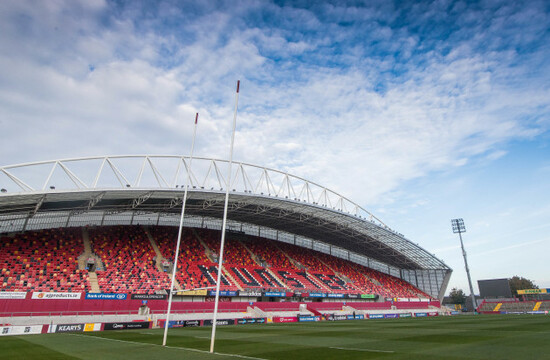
left=0, top=0, right=549, bottom=294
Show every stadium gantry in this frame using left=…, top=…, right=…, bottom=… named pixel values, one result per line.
left=0, top=155, right=452, bottom=300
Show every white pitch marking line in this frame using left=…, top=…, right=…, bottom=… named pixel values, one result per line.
left=67, top=333, right=268, bottom=360
left=330, top=346, right=395, bottom=353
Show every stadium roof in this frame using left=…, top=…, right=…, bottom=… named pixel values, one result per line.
left=0, top=155, right=451, bottom=272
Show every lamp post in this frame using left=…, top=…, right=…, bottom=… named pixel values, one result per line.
left=451, top=218, right=476, bottom=313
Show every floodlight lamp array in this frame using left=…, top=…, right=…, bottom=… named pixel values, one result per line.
left=451, top=218, right=466, bottom=233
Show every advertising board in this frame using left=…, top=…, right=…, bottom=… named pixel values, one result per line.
left=54, top=324, right=84, bottom=333
left=203, top=319, right=235, bottom=326
left=238, top=291, right=262, bottom=297
left=384, top=314, right=399, bottom=318
left=84, top=323, right=102, bottom=332
left=517, top=288, right=548, bottom=295
left=273, top=316, right=297, bottom=323
left=308, top=293, right=326, bottom=298
left=131, top=294, right=167, bottom=300
left=360, top=294, right=376, bottom=299
left=298, top=316, right=320, bottom=322
left=85, top=293, right=127, bottom=300
left=32, top=292, right=81, bottom=300
left=1, top=325, right=43, bottom=336
left=264, top=291, right=286, bottom=297
left=208, top=290, right=237, bottom=297
left=327, top=293, right=344, bottom=298
left=177, top=289, right=207, bottom=296
left=104, top=322, right=151, bottom=330
left=0, top=292, right=26, bottom=299
left=236, top=318, right=266, bottom=325
left=368, top=314, right=384, bottom=319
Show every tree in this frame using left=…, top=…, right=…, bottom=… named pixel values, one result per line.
left=449, top=287, right=467, bottom=305
left=509, top=276, right=538, bottom=297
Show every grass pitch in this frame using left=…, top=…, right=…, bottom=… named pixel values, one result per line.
left=1, top=315, right=549, bottom=359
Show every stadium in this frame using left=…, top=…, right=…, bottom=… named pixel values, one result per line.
left=1, top=156, right=550, bottom=359
left=0, top=158, right=445, bottom=300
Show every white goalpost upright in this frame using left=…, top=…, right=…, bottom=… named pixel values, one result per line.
left=162, top=113, right=199, bottom=347
left=210, top=80, right=240, bottom=353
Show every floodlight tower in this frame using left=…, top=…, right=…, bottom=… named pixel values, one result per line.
left=451, top=218, right=477, bottom=313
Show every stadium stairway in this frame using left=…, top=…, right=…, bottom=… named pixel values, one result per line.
left=248, top=306, right=268, bottom=318
left=238, top=239, right=264, bottom=266
left=87, top=272, right=101, bottom=293
left=143, top=226, right=165, bottom=269
left=144, top=226, right=183, bottom=292
left=77, top=229, right=92, bottom=270
left=77, top=228, right=104, bottom=271
left=305, top=304, right=323, bottom=317
left=533, top=302, right=542, bottom=311
left=315, top=256, right=359, bottom=292
left=193, top=229, right=216, bottom=256
left=75, top=228, right=101, bottom=292
left=493, top=303, right=503, bottom=312
left=223, top=269, right=244, bottom=291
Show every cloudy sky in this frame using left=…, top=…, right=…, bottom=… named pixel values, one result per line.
left=1, top=0, right=549, bottom=294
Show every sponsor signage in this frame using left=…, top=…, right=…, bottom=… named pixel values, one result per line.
left=450, top=311, right=460, bottom=315
left=327, top=293, right=344, bottom=298
left=238, top=291, right=262, bottom=297
left=346, top=294, right=359, bottom=299
left=308, top=292, right=326, bottom=298
left=32, top=292, right=81, bottom=300
left=500, top=311, right=526, bottom=315
left=384, top=314, right=399, bottom=319
left=236, top=318, right=266, bottom=325
left=208, top=290, right=237, bottom=297
left=347, top=315, right=364, bottom=320
left=360, top=294, right=376, bottom=299
left=369, top=314, right=384, bottom=319
left=203, top=319, right=235, bottom=326
left=415, top=312, right=427, bottom=317
left=104, top=322, right=151, bottom=331
left=264, top=291, right=286, bottom=297
left=427, top=312, right=439, bottom=317
left=517, top=288, right=548, bottom=295
left=273, top=316, right=297, bottom=323
left=55, top=324, right=84, bottom=333
left=177, top=289, right=207, bottom=296
left=0, top=292, right=27, bottom=299
left=298, top=316, right=319, bottom=322
left=399, top=313, right=412, bottom=318
left=1, top=325, right=43, bottom=336
left=166, top=320, right=201, bottom=328
left=84, top=323, right=101, bottom=332
left=85, top=293, right=127, bottom=300
left=330, top=315, right=348, bottom=321
left=183, top=320, right=201, bottom=327
left=131, top=294, right=167, bottom=300
left=167, top=321, right=185, bottom=328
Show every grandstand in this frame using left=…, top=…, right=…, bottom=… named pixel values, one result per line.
left=0, top=155, right=450, bottom=325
